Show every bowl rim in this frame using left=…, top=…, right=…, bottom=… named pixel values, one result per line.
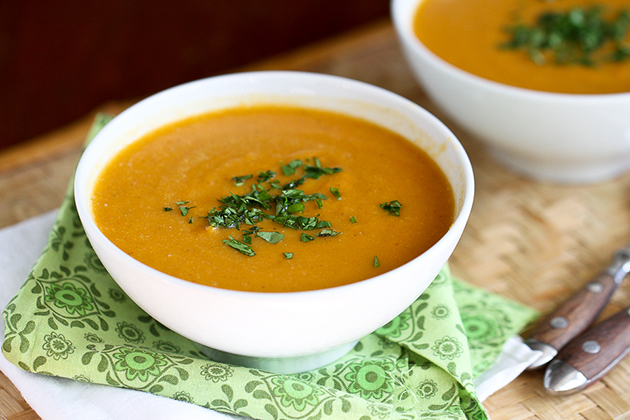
left=74, top=70, right=474, bottom=300
left=390, top=0, right=630, bottom=102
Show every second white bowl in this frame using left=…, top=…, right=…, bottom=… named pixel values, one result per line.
left=392, top=0, right=630, bottom=184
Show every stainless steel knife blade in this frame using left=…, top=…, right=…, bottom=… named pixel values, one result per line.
left=525, top=242, right=630, bottom=369
left=543, top=305, right=630, bottom=395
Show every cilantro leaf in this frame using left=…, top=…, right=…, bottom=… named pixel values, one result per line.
left=281, top=159, right=303, bottom=176
left=256, top=231, right=285, bottom=244
left=300, top=233, right=314, bottom=242
left=223, top=235, right=255, bottom=256
left=380, top=200, right=402, bottom=216
left=232, top=174, right=253, bottom=186
left=257, top=170, right=276, bottom=183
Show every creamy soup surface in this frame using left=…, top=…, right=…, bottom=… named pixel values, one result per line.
left=414, top=0, right=630, bottom=94
left=92, top=106, right=454, bottom=292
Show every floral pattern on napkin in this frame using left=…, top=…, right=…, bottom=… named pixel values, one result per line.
left=2, top=115, right=538, bottom=420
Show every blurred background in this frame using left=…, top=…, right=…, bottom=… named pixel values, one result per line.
left=0, top=0, right=389, bottom=151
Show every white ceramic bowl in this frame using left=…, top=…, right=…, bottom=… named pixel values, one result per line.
left=74, top=71, right=474, bottom=373
left=392, top=0, right=630, bottom=184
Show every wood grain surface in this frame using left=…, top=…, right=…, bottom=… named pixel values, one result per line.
left=555, top=306, right=630, bottom=382
left=529, top=272, right=620, bottom=354
left=2, top=19, right=630, bottom=420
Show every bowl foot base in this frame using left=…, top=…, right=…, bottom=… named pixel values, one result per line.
left=197, top=340, right=359, bottom=374
left=489, top=148, right=630, bottom=184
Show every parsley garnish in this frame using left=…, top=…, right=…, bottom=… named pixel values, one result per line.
left=301, top=233, right=314, bottom=242
left=380, top=200, right=402, bottom=216
left=282, top=177, right=306, bottom=190
left=223, top=235, right=255, bottom=256
left=373, top=256, right=380, bottom=268
left=501, top=6, right=630, bottom=66
left=283, top=252, right=293, bottom=259
left=281, top=159, right=303, bottom=176
left=242, top=226, right=261, bottom=235
left=166, top=158, right=345, bottom=255
left=207, top=206, right=266, bottom=229
left=175, top=201, right=195, bottom=216
left=256, top=231, right=285, bottom=244
left=232, top=174, right=253, bottom=187
left=330, top=187, right=341, bottom=200
left=257, top=170, right=276, bottom=183
left=350, top=216, right=357, bottom=223
left=304, top=158, right=342, bottom=179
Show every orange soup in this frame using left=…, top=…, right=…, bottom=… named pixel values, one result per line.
left=414, top=0, right=630, bottom=94
left=91, top=106, right=454, bottom=292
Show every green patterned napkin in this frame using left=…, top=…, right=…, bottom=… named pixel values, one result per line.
left=3, top=115, right=538, bottom=420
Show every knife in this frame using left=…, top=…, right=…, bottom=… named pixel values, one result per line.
left=525, top=241, right=630, bottom=369
left=543, top=304, right=630, bottom=395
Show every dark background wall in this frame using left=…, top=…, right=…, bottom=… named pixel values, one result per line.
left=0, top=0, right=389, bottom=150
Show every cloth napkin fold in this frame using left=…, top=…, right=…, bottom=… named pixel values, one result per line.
left=2, top=115, right=539, bottom=420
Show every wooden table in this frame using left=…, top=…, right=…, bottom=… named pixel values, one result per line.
left=2, top=19, right=630, bottom=420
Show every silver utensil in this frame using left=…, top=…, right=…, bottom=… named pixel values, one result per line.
left=525, top=241, right=630, bottom=369
left=544, top=304, right=630, bottom=395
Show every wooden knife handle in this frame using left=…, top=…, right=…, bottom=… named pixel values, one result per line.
left=529, top=272, right=619, bottom=351
left=554, top=306, right=630, bottom=381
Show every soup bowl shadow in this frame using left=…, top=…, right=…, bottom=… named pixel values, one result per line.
left=74, top=71, right=474, bottom=374
left=392, top=0, right=630, bottom=184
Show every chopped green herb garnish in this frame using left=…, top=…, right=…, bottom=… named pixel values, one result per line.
left=256, top=231, right=285, bottom=244
left=223, top=235, right=255, bottom=256
left=316, top=220, right=332, bottom=229
left=300, top=233, right=314, bottom=242
left=188, top=217, right=193, bottom=224
left=257, top=170, right=276, bottom=183
left=283, top=252, right=293, bottom=259
left=304, top=161, right=342, bottom=179
left=287, top=202, right=305, bottom=213
left=501, top=6, right=630, bottom=66
left=242, top=226, right=261, bottom=235
left=207, top=206, right=266, bottom=229
left=330, top=187, right=341, bottom=200
left=220, top=189, right=273, bottom=211
left=273, top=214, right=321, bottom=230
left=373, top=256, right=380, bottom=268
left=350, top=216, right=357, bottom=223
left=282, top=177, right=306, bottom=190
left=274, top=189, right=327, bottom=218
left=232, top=174, right=253, bottom=186
left=380, top=200, right=402, bottom=216
left=175, top=201, right=195, bottom=217
left=168, top=158, right=343, bottom=255
left=281, top=159, right=303, bottom=176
